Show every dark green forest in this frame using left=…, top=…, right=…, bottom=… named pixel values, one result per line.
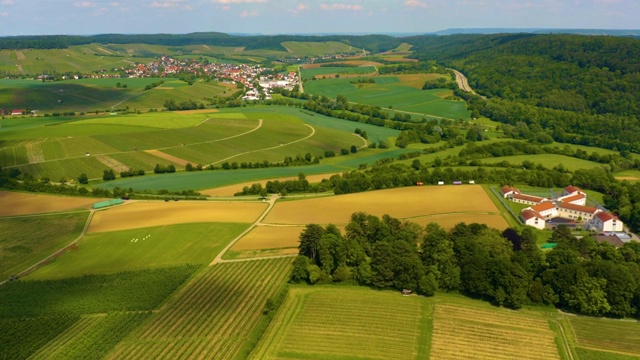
left=292, top=217, right=640, bottom=318
left=411, top=34, right=640, bottom=152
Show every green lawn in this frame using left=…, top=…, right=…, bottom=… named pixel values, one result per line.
left=28, top=222, right=249, bottom=279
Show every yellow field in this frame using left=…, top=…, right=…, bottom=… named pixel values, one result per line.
left=88, top=200, right=267, bottom=233
left=143, top=149, right=190, bottom=166
left=264, top=185, right=505, bottom=227
left=230, top=225, right=303, bottom=251
left=0, top=191, right=103, bottom=216
left=201, top=173, right=336, bottom=196
left=430, top=302, right=560, bottom=360
left=409, top=213, right=509, bottom=230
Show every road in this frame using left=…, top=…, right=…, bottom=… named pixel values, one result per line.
left=210, top=194, right=283, bottom=265
left=450, top=68, right=485, bottom=99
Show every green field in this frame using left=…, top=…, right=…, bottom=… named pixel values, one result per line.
left=0, top=212, right=89, bottom=280
left=303, top=75, right=471, bottom=120
left=3, top=108, right=377, bottom=180
left=0, top=265, right=199, bottom=318
left=0, top=77, right=233, bottom=113
left=108, top=257, right=292, bottom=360
left=29, top=222, right=249, bottom=279
left=480, top=154, right=605, bottom=171
left=281, top=41, right=355, bottom=57
left=301, top=66, right=377, bottom=79
left=568, top=316, right=640, bottom=358
left=251, top=286, right=432, bottom=359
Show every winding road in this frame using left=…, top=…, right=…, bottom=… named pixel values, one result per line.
left=450, top=68, right=486, bottom=99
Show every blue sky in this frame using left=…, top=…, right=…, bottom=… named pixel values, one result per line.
left=0, top=0, right=638, bottom=36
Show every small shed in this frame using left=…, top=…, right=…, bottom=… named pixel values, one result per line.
left=402, top=289, right=412, bottom=296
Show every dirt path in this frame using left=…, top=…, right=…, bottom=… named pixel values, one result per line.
left=210, top=195, right=280, bottom=265
left=298, top=66, right=304, bottom=93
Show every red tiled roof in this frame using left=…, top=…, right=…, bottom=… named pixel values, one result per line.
left=559, top=193, right=586, bottom=203
left=596, top=212, right=617, bottom=222
left=521, top=209, right=542, bottom=220
left=531, top=202, right=556, bottom=212
left=558, top=202, right=599, bottom=214
left=564, top=185, right=581, bottom=194
left=513, top=193, right=547, bottom=203
left=500, top=186, right=520, bottom=195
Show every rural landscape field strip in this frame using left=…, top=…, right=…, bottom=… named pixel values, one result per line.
left=0, top=211, right=89, bottom=279
left=263, top=185, right=502, bottom=225
left=429, top=303, right=560, bottom=360
left=251, top=287, right=430, bottom=359
left=568, top=316, right=640, bottom=356
left=107, top=258, right=291, bottom=360
left=87, top=200, right=266, bottom=233
left=28, top=316, right=102, bottom=359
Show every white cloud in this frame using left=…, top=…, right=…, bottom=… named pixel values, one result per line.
left=320, top=3, right=364, bottom=11
left=288, top=3, right=308, bottom=14
left=212, top=0, right=267, bottom=3
left=404, top=0, right=430, bottom=8
left=0, top=0, right=14, bottom=5
left=74, top=1, right=97, bottom=8
left=0, top=11, right=8, bottom=16
left=151, top=0, right=192, bottom=9
left=240, top=10, right=259, bottom=17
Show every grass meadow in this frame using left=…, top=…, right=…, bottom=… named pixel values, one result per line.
left=303, top=75, right=471, bottom=120
left=300, top=66, right=377, bottom=80
left=0, top=212, right=89, bottom=279
left=29, top=222, right=250, bottom=279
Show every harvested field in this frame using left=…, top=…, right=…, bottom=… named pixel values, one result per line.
left=615, top=176, right=640, bottom=182
left=230, top=225, right=303, bottom=251
left=95, top=154, right=129, bottom=173
left=87, top=200, right=267, bottom=233
left=143, top=149, right=190, bottom=166
left=0, top=191, right=102, bottom=216
left=264, top=185, right=501, bottom=225
left=201, top=173, right=336, bottom=196
left=409, top=213, right=509, bottom=230
left=430, top=302, right=560, bottom=360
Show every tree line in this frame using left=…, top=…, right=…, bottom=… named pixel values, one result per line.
left=292, top=215, right=640, bottom=318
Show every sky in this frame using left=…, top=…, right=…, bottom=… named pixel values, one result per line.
left=0, top=0, right=638, bottom=36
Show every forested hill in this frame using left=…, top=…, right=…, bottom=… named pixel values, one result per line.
left=0, top=33, right=401, bottom=53
left=411, top=34, right=640, bottom=152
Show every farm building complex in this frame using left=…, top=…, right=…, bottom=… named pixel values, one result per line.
left=501, top=186, right=624, bottom=234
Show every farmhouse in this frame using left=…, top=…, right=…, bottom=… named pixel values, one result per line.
left=506, top=185, right=624, bottom=233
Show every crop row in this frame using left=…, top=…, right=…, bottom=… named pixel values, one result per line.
left=430, top=304, right=559, bottom=360
left=569, top=316, right=640, bottom=354
left=107, top=258, right=292, bottom=360
left=0, top=264, right=200, bottom=318
left=251, top=287, right=427, bottom=359
left=0, top=315, right=78, bottom=360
